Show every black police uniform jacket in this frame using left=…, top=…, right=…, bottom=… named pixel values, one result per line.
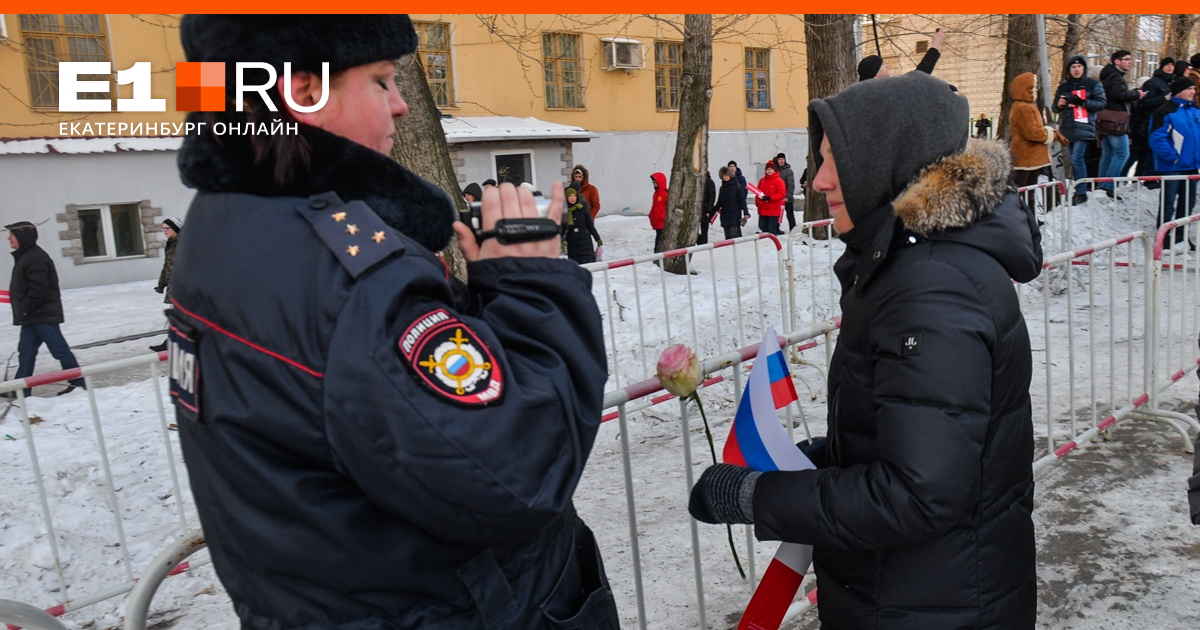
left=752, top=141, right=1042, bottom=629
left=172, top=121, right=619, bottom=629
left=8, top=226, right=66, bottom=326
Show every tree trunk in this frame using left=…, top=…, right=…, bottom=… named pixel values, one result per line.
left=660, top=14, right=713, bottom=275
left=803, top=14, right=856, bottom=239
left=1060, top=14, right=1083, bottom=85
left=1166, top=15, right=1195, bottom=61
left=997, top=14, right=1041, bottom=141
left=390, top=54, right=468, bottom=282
left=1121, top=15, right=1140, bottom=57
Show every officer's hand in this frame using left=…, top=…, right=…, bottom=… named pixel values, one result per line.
left=930, top=28, right=945, bottom=50
left=455, top=182, right=564, bottom=262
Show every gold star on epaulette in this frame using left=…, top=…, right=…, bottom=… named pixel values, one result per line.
left=347, top=245, right=360, bottom=257
left=373, top=231, right=386, bottom=243
left=332, top=212, right=347, bottom=222
left=346, top=224, right=359, bottom=235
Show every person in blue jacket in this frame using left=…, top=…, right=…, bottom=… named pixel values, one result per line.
left=170, top=15, right=618, bottom=629
left=1053, top=55, right=1108, bottom=205
left=1149, top=77, right=1200, bottom=251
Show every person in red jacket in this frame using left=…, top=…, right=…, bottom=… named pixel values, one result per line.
left=755, top=160, right=787, bottom=235
left=649, top=171, right=668, bottom=251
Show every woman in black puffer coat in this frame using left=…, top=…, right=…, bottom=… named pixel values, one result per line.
left=690, top=72, right=1042, bottom=629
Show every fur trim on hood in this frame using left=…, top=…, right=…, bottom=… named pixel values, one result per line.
left=893, top=139, right=1012, bottom=236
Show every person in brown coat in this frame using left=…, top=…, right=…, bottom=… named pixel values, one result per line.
left=569, top=164, right=602, bottom=219
left=1188, top=54, right=1200, bottom=108
left=1008, top=72, right=1067, bottom=204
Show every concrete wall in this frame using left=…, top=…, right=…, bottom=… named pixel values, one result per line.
left=0, top=151, right=194, bottom=289
left=451, top=140, right=573, bottom=193
left=573, top=128, right=809, bottom=215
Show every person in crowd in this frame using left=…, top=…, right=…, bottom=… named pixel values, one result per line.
left=171, top=15, right=618, bottom=629
left=1130, top=58, right=1175, bottom=186
left=774, top=152, right=797, bottom=231
left=754, top=160, right=787, bottom=236
left=714, top=166, right=750, bottom=239
left=649, top=172, right=668, bottom=251
left=481, top=178, right=497, bottom=188
left=569, top=165, right=602, bottom=220
left=1149, top=77, right=1200, bottom=251
left=1187, top=54, right=1200, bottom=107
left=1097, top=50, right=1145, bottom=197
left=975, top=112, right=993, bottom=139
left=689, top=71, right=1041, bottom=629
left=727, top=159, right=749, bottom=213
left=697, top=170, right=716, bottom=245
left=4, top=221, right=87, bottom=398
left=149, top=217, right=183, bottom=353
left=461, top=182, right=482, bottom=204
left=562, top=186, right=601, bottom=264
left=857, top=28, right=945, bottom=81
left=1053, top=55, right=1107, bottom=205
left=1008, top=72, right=1068, bottom=202
left=1177, top=58, right=1192, bottom=81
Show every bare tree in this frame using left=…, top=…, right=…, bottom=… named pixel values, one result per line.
left=390, top=55, right=468, bottom=282
left=802, top=14, right=857, bottom=237
left=1060, top=14, right=1084, bottom=84
left=659, top=15, right=714, bottom=274
left=997, top=15, right=1040, bottom=140
left=1121, top=15, right=1141, bottom=55
left=1165, top=15, right=1197, bottom=60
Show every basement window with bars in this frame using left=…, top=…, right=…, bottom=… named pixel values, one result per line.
left=78, top=203, right=146, bottom=260
left=19, top=14, right=111, bottom=109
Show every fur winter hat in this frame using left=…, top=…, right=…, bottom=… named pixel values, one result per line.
left=1171, top=77, right=1196, bottom=95
left=857, top=55, right=884, bottom=81
left=180, top=15, right=417, bottom=105
left=162, top=217, right=183, bottom=233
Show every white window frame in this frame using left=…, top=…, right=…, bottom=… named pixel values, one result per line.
left=77, top=202, right=146, bottom=261
left=490, top=149, right=538, bottom=189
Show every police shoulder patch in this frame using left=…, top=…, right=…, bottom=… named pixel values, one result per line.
left=398, top=309, right=504, bottom=406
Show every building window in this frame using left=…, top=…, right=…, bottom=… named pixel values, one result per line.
left=543, top=32, right=583, bottom=109
left=916, top=40, right=929, bottom=53
left=745, top=48, right=771, bottom=110
left=493, top=151, right=535, bottom=187
left=19, top=14, right=111, bottom=109
left=655, top=40, right=683, bottom=111
left=1145, top=51, right=1159, bottom=78
left=78, top=203, right=145, bottom=259
left=414, top=21, right=455, bottom=108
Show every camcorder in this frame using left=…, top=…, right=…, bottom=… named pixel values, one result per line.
left=458, top=198, right=560, bottom=245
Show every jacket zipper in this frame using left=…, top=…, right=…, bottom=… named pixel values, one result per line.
left=831, top=386, right=843, bottom=466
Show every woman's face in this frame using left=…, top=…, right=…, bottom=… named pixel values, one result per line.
left=307, top=60, right=408, bottom=154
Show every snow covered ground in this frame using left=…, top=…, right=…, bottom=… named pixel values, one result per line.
left=2, top=186, right=1199, bottom=629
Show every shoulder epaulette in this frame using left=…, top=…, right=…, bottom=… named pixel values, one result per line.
left=300, top=192, right=405, bottom=279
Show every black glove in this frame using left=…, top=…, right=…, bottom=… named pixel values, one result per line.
left=758, top=195, right=769, bottom=202
left=154, top=286, right=164, bottom=294
left=1067, top=94, right=1085, bottom=106
left=688, top=463, right=761, bottom=525
left=796, top=437, right=827, bottom=468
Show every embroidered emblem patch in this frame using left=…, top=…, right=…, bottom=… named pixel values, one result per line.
left=900, top=331, right=923, bottom=357
left=399, top=309, right=504, bottom=406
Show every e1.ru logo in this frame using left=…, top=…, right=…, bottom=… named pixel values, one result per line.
left=57, top=61, right=330, bottom=113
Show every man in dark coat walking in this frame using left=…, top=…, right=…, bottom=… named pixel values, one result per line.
left=689, top=72, right=1041, bottom=629
left=5, top=221, right=86, bottom=397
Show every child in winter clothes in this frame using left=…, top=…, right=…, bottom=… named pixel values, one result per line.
left=649, top=172, right=668, bottom=251
left=715, top=166, right=750, bottom=239
left=754, top=160, right=788, bottom=235
left=562, top=187, right=601, bottom=264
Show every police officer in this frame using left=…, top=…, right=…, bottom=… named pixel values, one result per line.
left=172, top=16, right=618, bottom=628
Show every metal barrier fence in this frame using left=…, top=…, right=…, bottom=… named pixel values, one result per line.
left=5, top=175, right=1200, bottom=629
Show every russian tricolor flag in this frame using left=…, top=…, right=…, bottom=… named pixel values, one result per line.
left=723, top=327, right=814, bottom=630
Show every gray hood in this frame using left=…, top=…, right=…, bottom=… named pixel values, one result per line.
left=809, top=71, right=969, bottom=225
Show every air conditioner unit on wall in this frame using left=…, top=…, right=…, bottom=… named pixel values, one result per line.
left=601, top=38, right=643, bottom=71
